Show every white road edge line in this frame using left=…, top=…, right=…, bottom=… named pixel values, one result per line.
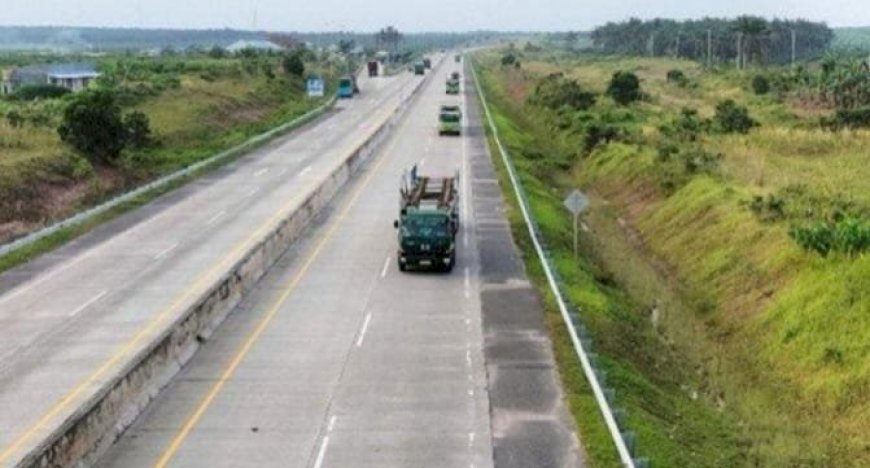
left=153, top=242, right=180, bottom=261
left=313, top=435, right=330, bottom=468
left=68, top=290, right=107, bottom=317
left=464, top=266, right=471, bottom=299
left=356, top=313, right=373, bottom=347
left=380, top=256, right=391, bottom=278
left=327, top=415, right=337, bottom=432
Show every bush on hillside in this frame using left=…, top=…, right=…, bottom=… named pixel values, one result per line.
left=666, top=69, right=688, bottom=87
left=528, top=73, right=597, bottom=111
left=124, top=111, right=152, bottom=149
left=713, top=99, right=758, bottom=134
left=752, top=74, right=771, bottom=95
left=501, top=52, right=517, bottom=67
left=821, top=106, right=870, bottom=130
left=659, top=107, right=710, bottom=142
left=606, top=71, right=642, bottom=105
left=790, top=217, right=870, bottom=257
left=282, top=53, right=305, bottom=77
left=11, top=84, right=71, bottom=101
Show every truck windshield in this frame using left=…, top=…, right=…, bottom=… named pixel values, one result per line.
left=339, top=79, right=352, bottom=87
left=440, top=113, right=460, bottom=122
left=403, top=216, right=449, bottom=237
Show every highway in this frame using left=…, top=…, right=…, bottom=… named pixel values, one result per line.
left=97, top=58, right=584, bottom=467
left=0, top=68, right=419, bottom=466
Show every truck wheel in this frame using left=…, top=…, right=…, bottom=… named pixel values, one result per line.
left=398, top=260, right=407, bottom=272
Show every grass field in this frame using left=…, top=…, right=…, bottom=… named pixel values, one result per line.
left=0, top=55, right=331, bottom=243
left=474, top=49, right=869, bottom=466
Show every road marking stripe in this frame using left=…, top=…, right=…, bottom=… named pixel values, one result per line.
left=205, top=211, right=226, bottom=226
left=68, top=291, right=107, bottom=318
left=0, top=99, right=403, bottom=466
left=327, top=415, right=337, bottom=432
left=243, top=187, right=261, bottom=199
left=299, top=166, right=313, bottom=177
left=464, top=267, right=471, bottom=299
left=150, top=88, right=415, bottom=468
left=380, top=256, right=390, bottom=278
left=254, top=168, right=269, bottom=177
left=153, top=243, right=180, bottom=261
left=313, top=435, right=330, bottom=468
left=356, top=313, right=373, bottom=348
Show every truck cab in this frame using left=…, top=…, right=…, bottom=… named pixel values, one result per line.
left=337, top=75, right=354, bottom=98
left=438, top=104, right=462, bottom=135
left=394, top=167, right=460, bottom=272
left=413, top=62, right=425, bottom=75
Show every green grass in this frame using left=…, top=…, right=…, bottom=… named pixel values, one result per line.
left=474, top=49, right=870, bottom=467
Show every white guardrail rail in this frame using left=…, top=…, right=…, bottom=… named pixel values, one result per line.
left=470, top=58, right=648, bottom=468
left=0, top=95, right=338, bottom=259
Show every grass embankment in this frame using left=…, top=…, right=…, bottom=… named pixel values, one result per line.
left=474, top=50, right=869, bottom=467
left=0, top=55, right=332, bottom=253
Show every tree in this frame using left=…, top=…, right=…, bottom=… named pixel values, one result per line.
left=58, top=89, right=128, bottom=164
left=606, top=71, right=642, bottom=105
left=338, top=38, right=355, bottom=55
left=564, top=31, right=579, bottom=50
left=375, top=26, right=402, bottom=56
left=124, top=111, right=151, bottom=149
left=713, top=99, right=758, bottom=133
left=208, top=46, right=227, bottom=59
left=282, top=53, right=305, bottom=77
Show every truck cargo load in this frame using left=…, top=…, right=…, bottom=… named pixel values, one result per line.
left=367, top=60, right=379, bottom=77
left=394, top=166, right=460, bottom=272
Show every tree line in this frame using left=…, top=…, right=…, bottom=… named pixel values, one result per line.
left=590, top=17, right=834, bottom=67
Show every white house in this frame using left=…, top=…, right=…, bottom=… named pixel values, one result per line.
left=225, top=40, right=284, bottom=54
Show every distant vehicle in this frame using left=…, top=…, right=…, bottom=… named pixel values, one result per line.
left=446, top=78, right=460, bottom=94
left=394, top=166, right=460, bottom=272
left=338, top=75, right=354, bottom=98
left=423, top=58, right=432, bottom=69
left=451, top=71, right=461, bottom=80
left=454, top=54, right=461, bottom=63
left=367, top=60, right=379, bottom=77
left=438, top=104, right=462, bottom=135
left=414, top=62, right=426, bottom=75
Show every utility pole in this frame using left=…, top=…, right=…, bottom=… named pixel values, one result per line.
left=791, top=28, right=797, bottom=67
left=707, top=29, right=713, bottom=68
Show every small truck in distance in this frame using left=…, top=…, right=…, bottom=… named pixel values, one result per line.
left=446, top=71, right=461, bottom=94
left=367, top=60, right=379, bottom=77
left=438, top=104, right=462, bottom=135
left=414, top=62, right=426, bottom=75
left=394, top=166, right=460, bottom=272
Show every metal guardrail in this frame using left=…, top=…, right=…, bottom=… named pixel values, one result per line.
left=469, top=58, right=648, bottom=468
left=0, top=95, right=338, bottom=259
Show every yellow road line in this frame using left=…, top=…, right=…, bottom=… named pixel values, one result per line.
left=0, top=101, right=399, bottom=465
left=153, top=93, right=415, bottom=468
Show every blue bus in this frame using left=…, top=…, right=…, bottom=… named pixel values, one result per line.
left=338, top=75, right=354, bottom=98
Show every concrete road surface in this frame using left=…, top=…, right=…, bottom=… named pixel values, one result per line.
left=97, top=58, right=584, bottom=467
left=0, top=69, right=419, bottom=466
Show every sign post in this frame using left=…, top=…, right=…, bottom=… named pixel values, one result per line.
left=306, top=76, right=325, bottom=98
left=563, top=190, right=588, bottom=260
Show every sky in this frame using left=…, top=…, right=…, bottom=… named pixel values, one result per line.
left=2, top=0, right=869, bottom=32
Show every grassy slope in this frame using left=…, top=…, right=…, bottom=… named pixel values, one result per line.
left=475, top=50, right=869, bottom=466
left=0, top=58, right=327, bottom=242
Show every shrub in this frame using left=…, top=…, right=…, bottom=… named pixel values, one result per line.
left=751, top=74, right=770, bottom=95
left=528, top=73, right=597, bottom=111
left=606, top=71, right=642, bottom=105
left=12, top=84, right=72, bottom=101
left=583, top=123, right=620, bottom=153
left=659, top=107, right=709, bottom=142
left=501, top=52, right=517, bottom=66
left=713, top=99, right=758, bottom=134
left=666, top=69, right=688, bottom=86
left=821, top=106, right=870, bottom=130
left=5, top=110, right=24, bottom=128
left=790, top=217, right=870, bottom=257
left=282, top=53, right=305, bottom=77
left=750, top=194, right=786, bottom=221
left=124, top=111, right=152, bottom=149
left=58, top=89, right=127, bottom=165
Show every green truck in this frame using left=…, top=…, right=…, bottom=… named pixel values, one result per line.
left=414, top=62, right=425, bottom=75
left=394, top=166, right=460, bottom=272
left=438, top=104, right=462, bottom=135
left=446, top=78, right=460, bottom=94
left=423, top=57, right=432, bottom=69
left=455, top=54, right=461, bottom=63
